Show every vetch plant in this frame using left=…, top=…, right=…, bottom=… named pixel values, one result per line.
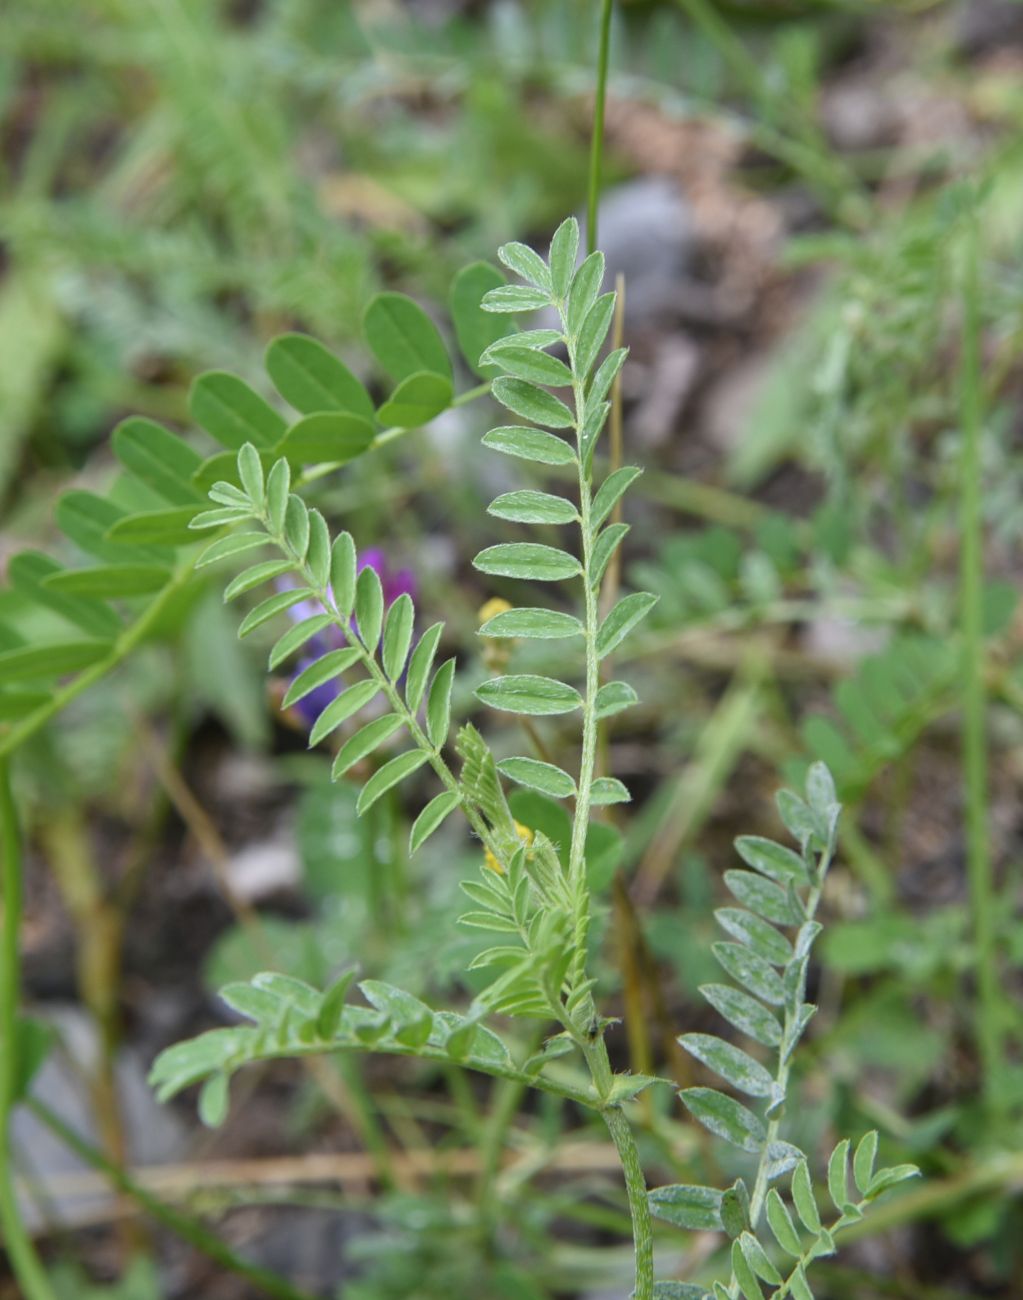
left=148, top=220, right=918, bottom=1299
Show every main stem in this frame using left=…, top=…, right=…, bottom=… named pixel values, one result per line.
left=0, top=761, right=58, bottom=1300
left=959, top=214, right=1003, bottom=1115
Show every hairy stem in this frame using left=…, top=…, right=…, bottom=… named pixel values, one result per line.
left=0, top=761, right=58, bottom=1300
left=604, top=1106, right=655, bottom=1298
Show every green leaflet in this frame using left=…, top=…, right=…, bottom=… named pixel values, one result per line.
left=566, top=251, right=605, bottom=335
left=377, top=372, right=453, bottom=428
left=594, top=679, right=638, bottom=719
left=382, top=594, right=415, bottom=681
left=308, top=679, right=380, bottom=746
left=647, top=1184, right=723, bottom=1231
left=44, top=563, right=172, bottom=598
left=713, top=942, right=786, bottom=1006
left=591, top=465, right=642, bottom=528
left=724, top=870, right=800, bottom=926
left=449, top=262, right=511, bottom=377
left=497, top=757, right=576, bottom=799
left=681, top=1087, right=766, bottom=1154
left=364, top=292, right=451, bottom=382
left=475, top=674, right=582, bottom=716
left=575, top=291, right=616, bottom=377
left=282, top=648, right=361, bottom=709
left=330, top=533, right=357, bottom=617
left=112, top=417, right=203, bottom=505
left=590, top=777, right=630, bottom=805
left=56, top=491, right=137, bottom=563
left=190, top=371, right=285, bottom=449
left=766, top=1189, right=803, bottom=1257
left=426, top=658, right=456, bottom=748
left=491, top=377, right=574, bottom=429
left=8, top=551, right=121, bottom=638
left=269, top=614, right=334, bottom=669
left=479, top=607, right=582, bottom=640
left=740, top=1232, right=781, bottom=1286
left=734, top=835, right=810, bottom=887
left=265, top=333, right=375, bottom=422
left=596, top=591, right=657, bottom=658
left=406, top=623, right=444, bottom=713
left=791, top=1162, right=822, bottom=1234
left=473, top=543, right=581, bottom=582
left=277, top=412, right=375, bottom=463
left=284, top=494, right=309, bottom=559
left=487, top=489, right=577, bottom=525
left=853, top=1130, right=879, bottom=1195
left=699, top=984, right=783, bottom=1048
left=238, top=587, right=313, bottom=638
left=196, top=532, right=268, bottom=568
left=355, top=565, right=384, bottom=649
left=482, top=426, right=575, bottom=465
left=715, top=907, right=793, bottom=967
left=332, top=713, right=404, bottom=778
left=481, top=284, right=550, bottom=313
left=106, top=506, right=198, bottom=546
left=0, top=640, right=113, bottom=682
left=730, top=1239, right=763, bottom=1300
left=591, top=522, right=629, bottom=586
left=497, top=241, right=552, bottom=290
left=409, top=789, right=461, bottom=855
left=548, top=217, right=579, bottom=300
left=491, top=346, right=572, bottom=388
left=678, top=1033, right=773, bottom=1098
left=828, top=1138, right=851, bottom=1213
left=356, top=749, right=430, bottom=814
left=306, top=510, right=331, bottom=588
left=266, top=460, right=290, bottom=536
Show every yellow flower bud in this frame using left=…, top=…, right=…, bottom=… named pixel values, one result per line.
left=484, top=821, right=534, bottom=875
left=479, top=596, right=513, bottom=626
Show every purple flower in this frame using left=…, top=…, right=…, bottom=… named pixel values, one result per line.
left=280, top=550, right=417, bottom=730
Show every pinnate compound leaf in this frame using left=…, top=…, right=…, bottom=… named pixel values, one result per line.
left=791, top=1162, right=821, bottom=1234
left=678, top=1033, right=774, bottom=1098
left=377, top=372, right=453, bottom=428
left=481, top=285, right=550, bottom=313
left=190, top=372, right=285, bottom=449
left=497, top=241, right=551, bottom=290
left=282, top=649, right=361, bottom=709
left=479, top=608, right=582, bottom=640
left=853, top=1130, right=879, bottom=1196
left=382, top=594, right=415, bottom=681
left=410, top=790, right=461, bottom=855
left=449, top=262, right=512, bottom=377
left=492, top=378, right=574, bottom=429
left=596, top=591, right=658, bottom=658
left=595, top=680, right=638, bottom=719
left=712, top=942, right=785, bottom=1005
left=265, top=333, right=375, bottom=421
left=332, top=714, right=404, bottom=778
left=680, top=1087, right=766, bottom=1154
left=278, top=412, right=375, bottom=462
left=734, top=835, right=810, bottom=887
left=700, top=984, right=783, bottom=1048
left=488, top=490, right=577, bottom=525
left=592, top=465, right=642, bottom=528
left=590, top=777, right=631, bottom=805
left=482, top=426, right=575, bottom=468
left=647, top=1184, right=723, bottom=1231
left=766, top=1189, right=803, bottom=1257
left=827, top=1138, right=850, bottom=1213
left=548, top=218, right=580, bottom=299
left=309, top=679, right=379, bottom=746
left=364, top=292, right=451, bottom=382
left=475, top=674, right=582, bottom=716
left=426, top=658, right=456, bottom=748
left=497, top=757, right=576, bottom=799
left=492, top=346, right=572, bottom=387
left=473, top=543, right=580, bottom=582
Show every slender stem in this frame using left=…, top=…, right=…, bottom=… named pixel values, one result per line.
left=604, top=1107, right=655, bottom=1299
left=586, top=0, right=614, bottom=256
left=0, top=760, right=58, bottom=1300
left=959, top=213, right=1003, bottom=1114
left=27, top=1097, right=317, bottom=1300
